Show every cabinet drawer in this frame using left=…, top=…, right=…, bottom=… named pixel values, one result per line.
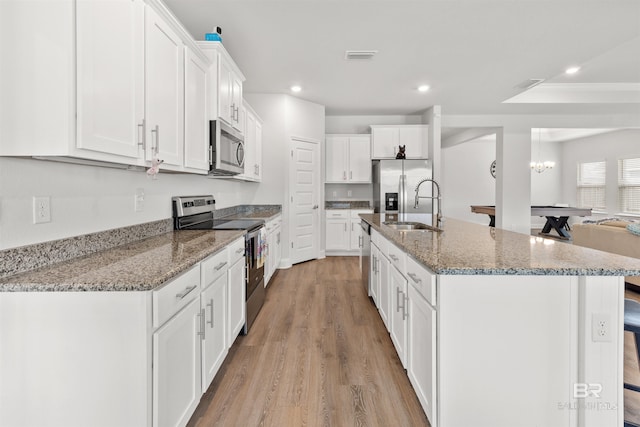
left=406, top=255, right=436, bottom=305
left=351, top=209, right=373, bottom=219
left=326, top=210, right=349, bottom=219
left=201, top=247, right=230, bottom=287
left=387, top=241, right=406, bottom=273
left=371, top=229, right=387, bottom=254
left=229, top=237, right=245, bottom=265
left=153, top=265, right=201, bottom=328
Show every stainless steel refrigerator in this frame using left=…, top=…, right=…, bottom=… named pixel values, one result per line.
left=372, top=159, right=433, bottom=214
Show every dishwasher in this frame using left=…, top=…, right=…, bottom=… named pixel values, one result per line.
left=359, top=220, right=371, bottom=295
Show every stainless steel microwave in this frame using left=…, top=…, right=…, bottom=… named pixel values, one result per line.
left=209, top=120, right=244, bottom=175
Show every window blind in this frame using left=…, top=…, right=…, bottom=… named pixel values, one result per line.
left=577, top=161, right=606, bottom=211
left=619, top=157, right=640, bottom=214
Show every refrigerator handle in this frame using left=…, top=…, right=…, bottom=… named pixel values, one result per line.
left=399, top=174, right=405, bottom=215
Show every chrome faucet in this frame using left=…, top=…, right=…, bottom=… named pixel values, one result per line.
left=414, top=178, right=442, bottom=229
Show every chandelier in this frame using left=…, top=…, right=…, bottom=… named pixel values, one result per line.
left=530, top=128, right=555, bottom=173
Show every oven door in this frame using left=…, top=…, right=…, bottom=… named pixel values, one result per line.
left=245, top=226, right=265, bottom=298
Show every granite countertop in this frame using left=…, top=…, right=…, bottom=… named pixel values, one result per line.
left=222, top=209, right=282, bottom=221
left=0, top=230, right=244, bottom=292
left=326, top=201, right=372, bottom=210
left=360, top=213, right=640, bottom=276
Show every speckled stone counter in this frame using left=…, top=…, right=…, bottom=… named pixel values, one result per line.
left=360, top=213, right=640, bottom=276
left=215, top=204, right=282, bottom=221
left=0, top=230, right=244, bottom=292
left=325, top=201, right=371, bottom=209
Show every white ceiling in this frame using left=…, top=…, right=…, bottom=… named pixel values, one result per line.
left=164, top=0, right=640, bottom=117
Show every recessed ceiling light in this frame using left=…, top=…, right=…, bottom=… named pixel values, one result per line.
left=418, top=85, right=430, bottom=93
left=565, top=66, right=580, bottom=75
left=290, top=85, right=302, bottom=93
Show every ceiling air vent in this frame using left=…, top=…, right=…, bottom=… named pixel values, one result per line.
left=514, top=78, right=545, bottom=90
left=345, top=50, right=378, bottom=60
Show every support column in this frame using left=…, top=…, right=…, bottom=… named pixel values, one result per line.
left=496, top=126, right=532, bottom=234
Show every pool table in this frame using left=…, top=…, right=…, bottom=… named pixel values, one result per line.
left=470, top=205, right=592, bottom=239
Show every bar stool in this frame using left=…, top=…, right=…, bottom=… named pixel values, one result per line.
left=624, top=298, right=640, bottom=427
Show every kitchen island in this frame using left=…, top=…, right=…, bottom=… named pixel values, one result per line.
left=361, top=213, right=640, bottom=427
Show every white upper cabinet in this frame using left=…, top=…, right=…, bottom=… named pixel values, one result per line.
left=183, top=47, right=210, bottom=172
left=76, top=0, right=144, bottom=160
left=237, top=101, right=263, bottom=182
left=371, top=125, right=428, bottom=159
left=325, top=134, right=371, bottom=183
left=198, top=42, right=246, bottom=135
left=145, top=6, right=184, bottom=168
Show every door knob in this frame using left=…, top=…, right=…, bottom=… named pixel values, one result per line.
left=312, top=205, right=318, bottom=209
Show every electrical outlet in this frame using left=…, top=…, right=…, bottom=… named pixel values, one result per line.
left=135, top=188, right=145, bottom=212
left=33, top=196, right=51, bottom=224
left=592, top=313, right=611, bottom=342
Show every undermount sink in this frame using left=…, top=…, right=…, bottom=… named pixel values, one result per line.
left=383, top=221, right=443, bottom=232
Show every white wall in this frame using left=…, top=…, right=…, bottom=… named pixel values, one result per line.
left=442, top=139, right=496, bottom=224
left=245, top=94, right=325, bottom=265
left=561, top=128, right=640, bottom=217
left=442, top=133, right=563, bottom=227
left=325, top=115, right=422, bottom=134
left=0, top=157, right=255, bottom=250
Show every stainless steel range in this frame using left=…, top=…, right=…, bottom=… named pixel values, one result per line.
left=172, top=195, right=265, bottom=334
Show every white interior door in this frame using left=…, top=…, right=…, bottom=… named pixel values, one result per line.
left=291, top=137, right=320, bottom=264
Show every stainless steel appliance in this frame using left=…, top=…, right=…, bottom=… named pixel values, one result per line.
left=360, top=220, right=371, bottom=294
left=209, top=120, right=244, bottom=176
left=372, top=159, right=433, bottom=214
left=172, top=195, right=265, bottom=334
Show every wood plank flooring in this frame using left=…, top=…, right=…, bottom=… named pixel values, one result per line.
left=187, top=257, right=430, bottom=427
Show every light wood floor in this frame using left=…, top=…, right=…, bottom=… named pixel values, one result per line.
left=187, top=257, right=430, bottom=427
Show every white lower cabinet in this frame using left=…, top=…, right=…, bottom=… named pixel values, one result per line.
left=153, top=297, right=202, bottom=427
left=389, top=264, right=408, bottom=368
left=200, top=273, right=227, bottom=391
left=227, top=253, right=246, bottom=345
left=326, top=209, right=373, bottom=254
left=264, top=215, right=283, bottom=286
left=407, top=285, right=437, bottom=425
left=370, top=243, right=379, bottom=304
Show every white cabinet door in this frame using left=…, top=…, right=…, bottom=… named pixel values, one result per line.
left=231, top=75, right=243, bottom=131
left=349, top=218, right=362, bottom=250
left=348, top=136, right=371, bottom=182
left=370, top=244, right=379, bottom=304
left=240, top=107, right=256, bottom=180
left=389, top=265, right=408, bottom=367
left=408, top=285, right=437, bottom=425
left=218, top=59, right=233, bottom=126
left=399, top=126, right=425, bottom=159
left=227, top=257, right=245, bottom=348
left=378, top=251, right=390, bottom=331
left=76, top=0, right=144, bottom=160
left=153, top=297, right=202, bottom=427
left=326, top=219, right=349, bottom=250
left=255, top=121, right=263, bottom=180
left=274, top=225, right=282, bottom=270
left=200, top=274, right=227, bottom=392
left=325, top=136, right=348, bottom=182
left=145, top=7, right=184, bottom=167
left=184, top=47, right=209, bottom=172
left=371, top=127, right=398, bottom=159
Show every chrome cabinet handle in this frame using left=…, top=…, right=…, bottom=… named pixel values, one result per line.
left=372, top=254, right=377, bottom=274
left=396, top=287, right=402, bottom=312
left=197, top=308, right=206, bottom=338
left=207, top=299, right=214, bottom=328
left=403, top=294, right=409, bottom=320
left=407, top=272, right=421, bottom=284
left=244, top=263, right=249, bottom=285
left=235, top=106, right=239, bottom=121
left=344, top=223, right=347, bottom=232
left=137, top=119, right=145, bottom=147
left=343, top=171, right=346, bottom=180
left=230, top=103, right=235, bottom=119
left=350, top=171, right=353, bottom=179
left=214, top=261, right=228, bottom=271
left=236, top=248, right=244, bottom=254
left=277, top=232, right=280, bottom=244
left=358, top=235, right=362, bottom=248
left=176, top=285, right=197, bottom=300
left=389, top=254, right=399, bottom=262
left=312, top=205, right=318, bottom=209
left=151, top=125, right=159, bottom=155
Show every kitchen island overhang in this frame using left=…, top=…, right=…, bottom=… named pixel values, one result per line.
left=360, top=213, right=640, bottom=427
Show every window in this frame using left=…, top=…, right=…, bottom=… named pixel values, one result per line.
left=577, top=161, right=606, bottom=211
left=619, top=157, right=640, bottom=214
